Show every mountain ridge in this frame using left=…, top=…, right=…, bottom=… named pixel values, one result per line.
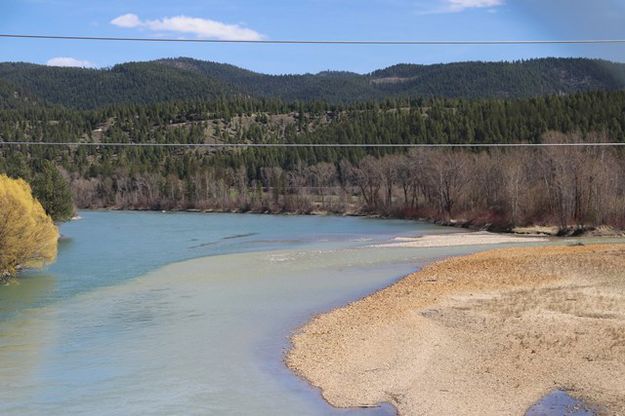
left=0, top=57, right=624, bottom=109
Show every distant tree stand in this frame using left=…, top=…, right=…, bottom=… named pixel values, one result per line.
left=31, top=161, right=75, bottom=222
left=0, top=174, right=58, bottom=280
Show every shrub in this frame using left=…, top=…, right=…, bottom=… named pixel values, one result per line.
left=0, top=174, right=59, bottom=278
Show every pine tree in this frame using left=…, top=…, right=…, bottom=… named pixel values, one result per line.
left=31, top=161, right=75, bottom=222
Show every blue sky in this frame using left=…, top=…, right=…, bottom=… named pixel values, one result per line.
left=1, top=0, right=625, bottom=74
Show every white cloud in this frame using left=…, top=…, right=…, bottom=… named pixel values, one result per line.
left=446, top=0, right=504, bottom=12
left=110, top=13, right=264, bottom=41
left=110, top=13, right=142, bottom=28
left=46, top=57, right=94, bottom=68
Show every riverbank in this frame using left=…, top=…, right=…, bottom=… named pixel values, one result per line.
left=371, top=231, right=548, bottom=248
left=81, top=206, right=625, bottom=238
left=286, top=243, right=625, bottom=415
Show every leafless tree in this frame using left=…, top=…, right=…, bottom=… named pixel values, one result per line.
left=352, top=156, right=382, bottom=210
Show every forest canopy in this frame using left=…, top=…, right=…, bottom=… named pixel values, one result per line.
left=0, top=57, right=624, bottom=109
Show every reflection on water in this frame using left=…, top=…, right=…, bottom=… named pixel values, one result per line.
left=0, top=212, right=485, bottom=416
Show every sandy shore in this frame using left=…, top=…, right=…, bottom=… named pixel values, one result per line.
left=373, top=231, right=548, bottom=248
left=286, top=244, right=625, bottom=415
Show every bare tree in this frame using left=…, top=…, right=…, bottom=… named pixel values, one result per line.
left=308, top=162, right=336, bottom=208
left=352, top=156, right=382, bottom=210
left=379, top=155, right=400, bottom=211
left=428, top=150, right=471, bottom=218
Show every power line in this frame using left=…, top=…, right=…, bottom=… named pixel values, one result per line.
left=1, top=141, right=624, bottom=148
left=2, top=33, right=625, bottom=45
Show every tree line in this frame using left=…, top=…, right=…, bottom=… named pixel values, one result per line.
left=63, top=131, right=625, bottom=230
left=1, top=90, right=625, bottom=229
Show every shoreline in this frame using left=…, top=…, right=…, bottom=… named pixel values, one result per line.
left=371, top=232, right=548, bottom=248
left=76, top=207, right=625, bottom=238
left=286, top=243, right=625, bottom=415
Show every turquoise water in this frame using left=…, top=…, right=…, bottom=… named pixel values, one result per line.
left=1, top=211, right=449, bottom=321
left=2, top=211, right=483, bottom=416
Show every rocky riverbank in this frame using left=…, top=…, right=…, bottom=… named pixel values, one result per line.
left=287, top=244, right=625, bottom=415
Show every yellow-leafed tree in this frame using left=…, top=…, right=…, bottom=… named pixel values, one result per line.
left=0, top=174, right=59, bottom=278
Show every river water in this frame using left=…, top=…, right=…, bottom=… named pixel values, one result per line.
left=0, top=211, right=571, bottom=415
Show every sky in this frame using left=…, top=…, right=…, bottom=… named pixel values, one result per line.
left=1, top=0, right=625, bottom=74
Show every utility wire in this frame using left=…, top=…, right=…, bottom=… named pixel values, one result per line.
left=2, top=33, right=625, bottom=45
left=1, top=141, right=624, bottom=148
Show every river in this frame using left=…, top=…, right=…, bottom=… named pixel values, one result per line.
left=0, top=211, right=536, bottom=415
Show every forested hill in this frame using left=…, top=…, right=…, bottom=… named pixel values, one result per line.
left=2, top=87, right=625, bottom=227
left=0, top=79, right=40, bottom=110
left=0, top=57, right=624, bottom=109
